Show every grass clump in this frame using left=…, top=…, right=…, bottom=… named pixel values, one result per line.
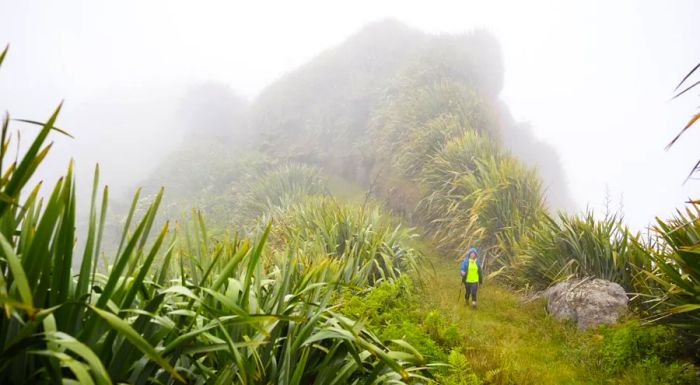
left=269, top=196, right=422, bottom=285
left=340, top=276, right=487, bottom=383
left=341, top=277, right=445, bottom=360
left=634, top=201, right=700, bottom=343
left=369, top=80, right=495, bottom=179
left=236, top=162, right=328, bottom=222
left=424, top=310, right=462, bottom=350
left=580, top=321, right=699, bottom=385
left=615, top=357, right=698, bottom=385
left=434, top=349, right=483, bottom=385
left=594, top=321, right=682, bottom=374
left=510, top=211, right=646, bottom=290
left=418, top=131, right=545, bottom=264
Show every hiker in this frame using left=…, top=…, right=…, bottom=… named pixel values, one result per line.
left=460, top=247, right=483, bottom=308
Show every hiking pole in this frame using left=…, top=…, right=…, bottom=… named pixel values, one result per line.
left=457, top=276, right=463, bottom=302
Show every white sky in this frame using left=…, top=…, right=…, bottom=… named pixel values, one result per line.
left=1, top=0, right=699, bottom=230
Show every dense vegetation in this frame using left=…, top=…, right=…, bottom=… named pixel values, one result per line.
left=0, top=49, right=430, bottom=384
left=2, top=18, right=700, bottom=384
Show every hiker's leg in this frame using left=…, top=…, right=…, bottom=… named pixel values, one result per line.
left=463, top=282, right=470, bottom=303
left=465, top=283, right=477, bottom=308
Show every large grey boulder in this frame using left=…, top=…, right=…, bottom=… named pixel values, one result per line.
left=545, top=278, right=629, bottom=329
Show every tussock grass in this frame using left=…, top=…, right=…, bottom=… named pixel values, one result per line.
left=511, top=211, right=647, bottom=291
left=634, top=202, right=700, bottom=340
left=236, top=162, right=328, bottom=222
left=417, top=130, right=545, bottom=267
left=369, top=80, right=495, bottom=180
left=0, top=49, right=431, bottom=384
left=267, top=195, right=422, bottom=286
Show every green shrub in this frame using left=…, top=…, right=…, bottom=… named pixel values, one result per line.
left=441, top=324, right=462, bottom=348
left=383, top=320, right=446, bottom=362
left=236, top=162, right=328, bottom=222
left=634, top=201, right=700, bottom=341
left=269, top=196, right=422, bottom=285
left=369, top=79, right=496, bottom=179
left=424, top=309, right=444, bottom=339
left=365, top=54, right=545, bottom=267
left=418, top=131, right=545, bottom=263
left=570, top=320, right=698, bottom=384
left=616, top=357, right=698, bottom=385
left=342, top=276, right=415, bottom=326
left=341, top=277, right=448, bottom=363
left=595, top=321, right=681, bottom=375
left=424, top=310, right=462, bottom=349
left=512, top=211, right=648, bottom=290
left=434, top=349, right=483, bottom=385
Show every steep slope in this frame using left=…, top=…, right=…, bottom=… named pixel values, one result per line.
left=142, top=20, right=574, bottom=227
left=250, top=20, right=505, bottom=179
left=247, top=20, right=573, bottom=213
left=251, top=19, right=426, bottom=166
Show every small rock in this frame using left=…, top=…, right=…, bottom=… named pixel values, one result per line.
left=545, top=278, right=628, bottom=329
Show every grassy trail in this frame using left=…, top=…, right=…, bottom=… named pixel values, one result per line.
left=417, top=246, right=596, bottom=385
left=328, top=179, right=599, bottom=384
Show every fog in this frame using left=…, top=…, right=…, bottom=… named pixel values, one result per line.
left=1, top=0, right=699, bottom=230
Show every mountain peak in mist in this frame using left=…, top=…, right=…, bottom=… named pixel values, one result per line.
left=145, top=20, right=575, bottom=214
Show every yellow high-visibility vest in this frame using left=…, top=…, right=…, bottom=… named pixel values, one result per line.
left=466, top=259, right=479, bottom=283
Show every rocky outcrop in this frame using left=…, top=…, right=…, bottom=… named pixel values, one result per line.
left=545, top=278, right=629, bottom=329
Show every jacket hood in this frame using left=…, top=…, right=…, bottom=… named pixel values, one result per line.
left=466, top=247, right=478, bottom=259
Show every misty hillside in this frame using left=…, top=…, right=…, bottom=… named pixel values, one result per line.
left=143, top=20, right=575, bottom=227
left=1, top=14, right=699, bottom=385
